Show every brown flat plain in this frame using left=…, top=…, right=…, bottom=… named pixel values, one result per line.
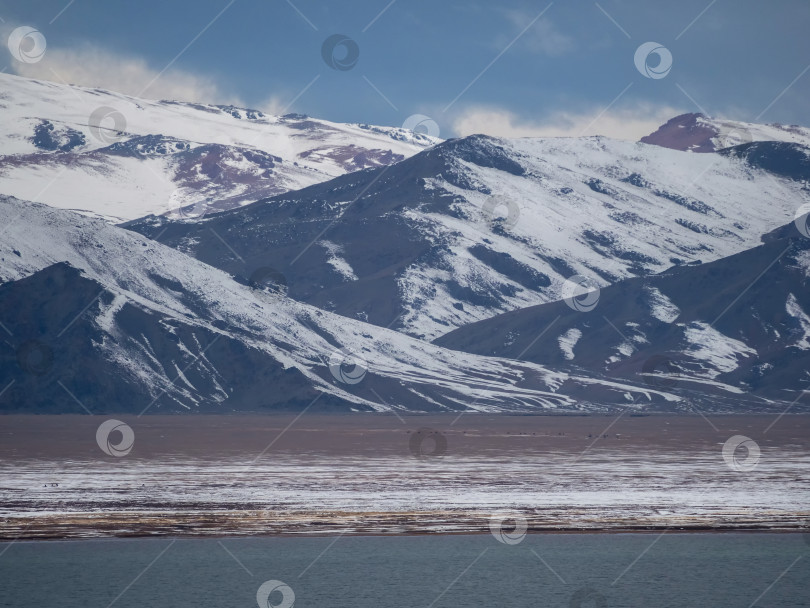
left=2, top=413, right=807, bottom=459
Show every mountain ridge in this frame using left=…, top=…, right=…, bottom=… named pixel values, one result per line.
left=2, top=194, right=684, bottom=414
left=434, top=220, right=810, bottom=405
left=125, top=132, right=810, bottom=340
left=0, top=73, right=438, bottom=222
left=640, top=112, right=810, bottom=152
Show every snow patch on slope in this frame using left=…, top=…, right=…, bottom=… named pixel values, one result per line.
left=786, top=293, right=810, bottom=350
left=94, top=293, right=127, bottom=334
left=558, top=328, right=582, bottom=360
left=792, top=251, right=810, bottom=278
left=646, top=287, right=680, bottom=323
left=320, top=240, right=358, bottom=281
left=682, top=322, right=757, bottom=378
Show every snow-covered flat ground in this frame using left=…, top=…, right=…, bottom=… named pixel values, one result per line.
left=3, top=450, right=807, bottom=537
left=2, top=415, right=807, bottom=538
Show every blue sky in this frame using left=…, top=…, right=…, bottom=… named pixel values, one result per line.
left=2, top=0, right=809, bottom=138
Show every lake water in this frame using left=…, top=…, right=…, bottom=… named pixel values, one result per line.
left=1, top=534, right=806, bottom=607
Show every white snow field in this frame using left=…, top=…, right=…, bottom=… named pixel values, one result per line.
left=0, top=73, right=438, bottom=222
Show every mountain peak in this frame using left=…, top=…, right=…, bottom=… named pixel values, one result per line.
left=640, top=113, right=724, bottom=152
left=430, top=134, right=526, bottom=177
left=641, top=112, right=810, bottom=153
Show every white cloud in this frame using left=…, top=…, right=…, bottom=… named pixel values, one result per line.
left=258, top=95, right=289, bottom=116
left=503, top=12, right=575, bottom=56
left=451, top=103, right=685, bottom=141
left=8, top=42, right=240, bottom=105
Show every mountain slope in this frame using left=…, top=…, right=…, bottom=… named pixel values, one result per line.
left=126, top=133, right=810, bottom=340
left=1, top=195, right=682, bottom=414
left=640, top=113, right=810, bottom=152
left=0, top=261, right=322, bottom=413
left=434, top=222, right=810, bottom=406
left=0, top=73, right=437, bottom=222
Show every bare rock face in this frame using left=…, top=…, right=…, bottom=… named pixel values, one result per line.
left=640, top=113, right=719, bottom=152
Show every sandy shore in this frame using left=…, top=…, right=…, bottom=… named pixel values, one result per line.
left=5, top=512, right=809, bottom=541
left=1, top=414, right=808, bottom=540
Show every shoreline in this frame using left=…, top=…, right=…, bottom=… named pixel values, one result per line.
left=4, top=527, right=808, bottom=543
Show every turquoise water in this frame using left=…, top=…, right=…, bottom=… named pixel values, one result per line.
left=1, top=534, right=807, bottom=607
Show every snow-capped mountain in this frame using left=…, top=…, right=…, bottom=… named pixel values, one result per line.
left=640, top=112, right=810, bottom=152
left=435, top=221, right=810, bottom=407
left=127, top=133, right=810, bottom=340
left=1, top=195, right=679, bottom=414
left=0, top=73, right=438, bottom=222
